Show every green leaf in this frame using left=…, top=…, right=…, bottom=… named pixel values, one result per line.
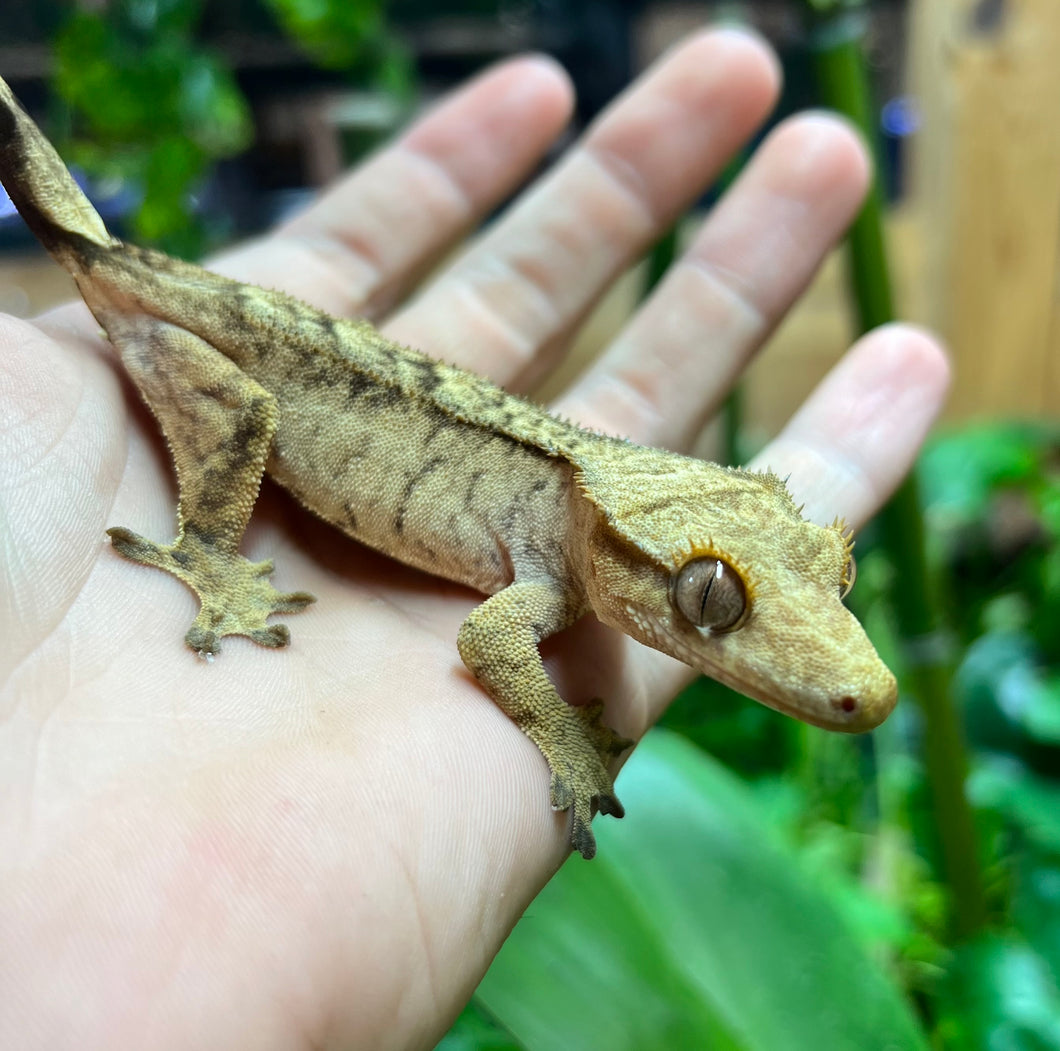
left=971, top=758, right=1060, bottom=855
left=123, top=0, right=202, bottom=36
left=919, top=425, right=1043, bottom=522
left=957, top=630, right=1060, bottom=746
left=262, top=0, right=382, bottom=70
left=938, top=936, right=1060, bottom=1050
left=801, top=0, right=864, bottom=14
left=178, top=55, right=253, bottom=155
left=473, top=731, right=927, bottom=1051
left=1014, top=862, right=1060, bottom=988
left=436, top=1001, right=523, bottom=1051
left=1023, top=673, right=1060, bottom=744
left=137, top=134, right=204, bottom=241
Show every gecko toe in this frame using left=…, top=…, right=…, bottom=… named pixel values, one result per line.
left=549, top=772, right=575, bottom=812
left=106, top=525, right=141, bottom=551
left=272, top=590, right=316, bottom=613
left=185, top=623, right=222, bottom=656
left=107, top=526, right=172, bottom=569
left=550, top=757, right=624, bottom=858
left=249, top=624, right=291, bottom=648
left=570, top=814, right=598, bottom=860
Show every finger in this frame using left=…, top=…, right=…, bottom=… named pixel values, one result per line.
left=211, top=55, right=574, bottom=318
left=750, top=323, right=951, bottom=527
left=558, top=112, right=870, bottom=449
left=632, top=323, right=950, bottom=714
left=386, top=28, right=781, bottom=385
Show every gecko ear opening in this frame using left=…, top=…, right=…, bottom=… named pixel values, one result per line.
left=671, top=558, right=747, bottom=632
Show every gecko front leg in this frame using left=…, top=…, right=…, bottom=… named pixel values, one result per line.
left=457, top=579, right=632, bottom=858
left=101, top=314, right=314, bottom=655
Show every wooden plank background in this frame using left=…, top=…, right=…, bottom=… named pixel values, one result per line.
left=908, top=0, right=1060, bottom=419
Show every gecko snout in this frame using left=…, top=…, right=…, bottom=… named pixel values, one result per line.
left=826, top=668, right=898, bottom=733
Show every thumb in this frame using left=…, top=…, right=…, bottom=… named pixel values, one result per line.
left=0, top=315, right=124, bottom=677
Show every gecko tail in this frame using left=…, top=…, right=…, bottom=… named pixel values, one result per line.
left=0, top=75, right=115, bottom=261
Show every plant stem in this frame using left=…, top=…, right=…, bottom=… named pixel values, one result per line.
left=804, top=4, right=987, bottom=939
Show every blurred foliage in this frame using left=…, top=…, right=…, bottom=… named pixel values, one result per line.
left=263, top=0, right=410, bottom=87
left=51, top=0, right=407, bottom=256
left=469, top=731, right=929, bottom=1050
left=801, top=0, right=863, bottom=16
left=54, top=1, right=251, bottom=256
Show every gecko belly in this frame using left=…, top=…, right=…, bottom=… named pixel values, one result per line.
left=266, top=374, right=576, bottom=596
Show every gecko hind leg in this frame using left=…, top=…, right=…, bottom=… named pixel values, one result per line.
left=103, top=313, right=315, bottom=655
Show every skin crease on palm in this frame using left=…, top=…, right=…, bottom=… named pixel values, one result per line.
left=0, top=27, right=948, bottom=1051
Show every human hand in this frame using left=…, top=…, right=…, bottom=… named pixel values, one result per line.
left=0, top=28, right=947, bottom=1050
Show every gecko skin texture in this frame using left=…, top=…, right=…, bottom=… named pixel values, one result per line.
left=0, top=76, right=897, bottom=858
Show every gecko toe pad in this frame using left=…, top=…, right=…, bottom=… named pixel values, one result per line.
left=570, top=814, right=598, bottom=861
left=562, top=787, right=624, bottom=861
left=107, top=526, right=171, bottom=566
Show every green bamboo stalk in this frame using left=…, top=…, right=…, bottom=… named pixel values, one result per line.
left=803, top=3, right=987, bottom=939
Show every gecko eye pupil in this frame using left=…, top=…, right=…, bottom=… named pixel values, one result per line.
left=672, top=558, right=746, bottom=632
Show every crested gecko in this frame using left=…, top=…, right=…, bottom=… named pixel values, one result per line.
left=0, top=76, right=897, bottom=858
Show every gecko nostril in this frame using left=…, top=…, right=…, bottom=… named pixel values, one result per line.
left=835, top=695, right=857, bottom=714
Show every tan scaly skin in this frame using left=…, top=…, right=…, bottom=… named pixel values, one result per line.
left=0, top=69, right=896, bottom=859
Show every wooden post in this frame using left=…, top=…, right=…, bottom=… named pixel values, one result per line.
left=908, top=0, right=1060, bottom=418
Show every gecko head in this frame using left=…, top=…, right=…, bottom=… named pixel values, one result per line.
left=576, top=450, right=897, bottom=733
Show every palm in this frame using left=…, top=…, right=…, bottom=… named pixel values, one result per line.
left=0, top=30, right=947, bottom=1051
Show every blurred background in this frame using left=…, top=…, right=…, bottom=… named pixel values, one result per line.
left=2, top=2, right=1058, bottom=1048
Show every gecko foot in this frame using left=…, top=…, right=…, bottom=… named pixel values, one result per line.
left=578, top=699, right=635, bottom=758
left=548, top=702, right=631, bottom=860
left=550, top=764, right=624, bottom=861
left=107, top=526, right=315, bottom=655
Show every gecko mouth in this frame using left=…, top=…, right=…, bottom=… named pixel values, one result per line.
left=704, top=661, right=896, bottom=734
left=627, top=607, right=897, bottom=733
left=754, top=677, right=893, bottom=732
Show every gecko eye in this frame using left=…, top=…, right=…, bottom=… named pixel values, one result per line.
left=840, top=555, right=857, bottom=600
left=671, top=558, right=747, bottom=632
